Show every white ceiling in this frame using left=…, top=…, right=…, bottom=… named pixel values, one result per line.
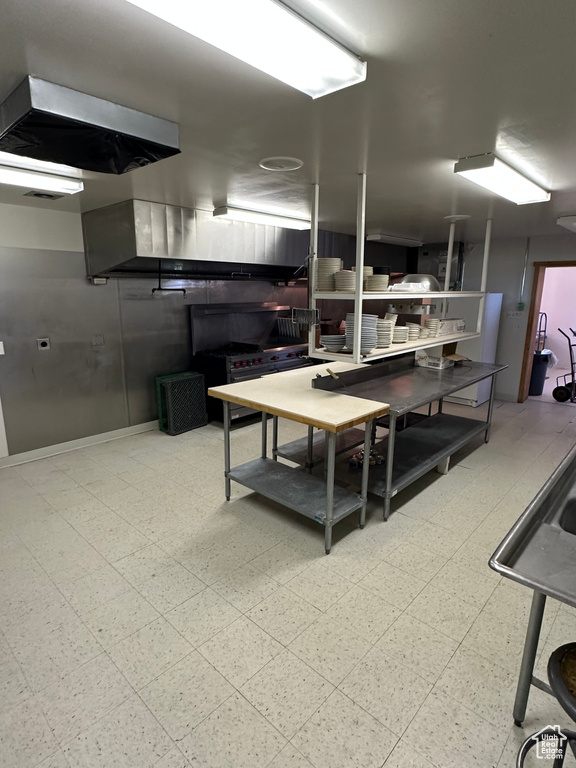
left=2, top=0, right=576, bottom=243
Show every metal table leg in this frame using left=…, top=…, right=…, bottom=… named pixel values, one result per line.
left=360, top=419, right=373, bottom=528
left=485, top=375, right=496, bottom=443
left=383, top=413, right=397, bottom=520
left=261, top=412, right=268, bottom=458
left=307, top=425, right=314, bottom=472
left=272, top=416, right=278, bottom=461
left=223, top=401, right=231, bottom=501
left=324, top=431, right=336, bottom=554
left=513, top=590, right=547, bottom=726
left=437, top=398, right=444, bottom=414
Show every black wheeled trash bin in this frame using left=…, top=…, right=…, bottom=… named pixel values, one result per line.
left=528, top=351, right=551, bottom=396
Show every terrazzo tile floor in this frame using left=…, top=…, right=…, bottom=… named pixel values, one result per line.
left=1, top=397, right=576, bottom=767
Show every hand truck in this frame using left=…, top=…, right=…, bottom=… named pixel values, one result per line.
left=552, top=328, right=576, bottom=403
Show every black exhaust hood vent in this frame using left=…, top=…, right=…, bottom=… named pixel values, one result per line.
left=0, top=77, right=180, bottom=174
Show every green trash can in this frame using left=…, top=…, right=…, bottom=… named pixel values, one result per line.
left=156, top=371, right=208, bottom=435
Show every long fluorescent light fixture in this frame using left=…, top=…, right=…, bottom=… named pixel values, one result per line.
left=366, top=234, right=424, bottom=247
left=124, top=0, right=366, bottom=98
left=0, top=165, right=84, bottom=194
left=454, top=153, right=550, bottom=205
left=214, top=205, right=310, bottom=230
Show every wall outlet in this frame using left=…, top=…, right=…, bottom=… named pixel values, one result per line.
left=37, top=338, right=50, bottom=350
left=92, top=334, right=105, bottom=347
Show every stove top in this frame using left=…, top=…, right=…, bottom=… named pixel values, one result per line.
left=197, top=342, right=262, bottom=358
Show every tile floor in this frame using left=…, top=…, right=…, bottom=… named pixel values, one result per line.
left=1, top=397, right=576, bottom=768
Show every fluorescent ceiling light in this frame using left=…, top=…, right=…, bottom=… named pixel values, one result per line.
left=454, top=153, right=550, bottom=205
left=0, top=151, right=82, bottom=177
left=557, top=215, right=576, bottom=234
left=124, top=0, right=366, bottom=99
left=366, top=234, right=423, bottom=247
left=0, top=165, right=84, bottom=194
left=214, top=205, right=310, bottom=230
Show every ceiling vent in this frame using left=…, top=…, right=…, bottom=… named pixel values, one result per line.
left=0, top=77, right=180, bottom=174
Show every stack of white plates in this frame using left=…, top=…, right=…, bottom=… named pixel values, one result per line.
left=425, top=319, right=440, bottom=336
left=392, top=326, right=409, bottom=344
left=406, top=322, right=421, bottom=341
left=365, top=274, right=390, bottom=292
left=345, top=313, right=378, bottom=354
left=385, top=312, right=398, bottom=325
left=351, top=265, right=374, bottom=277
left=320, top=334, right=346, bottom=352
left=334, top=270, right=356, bottom=291
left=376, top=319, right=394, bottom=347
left=315, top=258, right=342, bottom=292
left=419, top=327, right=431, bottom=339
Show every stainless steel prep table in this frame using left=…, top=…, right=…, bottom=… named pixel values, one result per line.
left=312, top=358, right=507, bottom=518
left=208, top=362, right=390, bottom=554
left=490, top=444, right=576, bottom=726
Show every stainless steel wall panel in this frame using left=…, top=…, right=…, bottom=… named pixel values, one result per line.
left=0, top=247, right=128, bottom=454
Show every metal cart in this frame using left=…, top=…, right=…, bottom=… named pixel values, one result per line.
left=552, top=328, right=576, bottom=403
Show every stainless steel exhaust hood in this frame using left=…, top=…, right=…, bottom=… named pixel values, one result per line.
left=0, top=77, right=180, bottom=174
left=82, top=200, right=307, bottom=281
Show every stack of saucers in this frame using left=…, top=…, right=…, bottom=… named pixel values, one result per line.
left=315, top=258, right=342, bottom=292
left=376, top=319, right=394, bottom=347
left=419, top=327, right=431, bottom=339
left=334, top=270, right=356, bottom=292
left=345, top=313, right=378, bottom=354
left=385, top=312, right=398, bottom=325
left=365, top=274, right=390, bottom=292
left=406, top=323, right=421, bottom=341
left=425, top=318, right=440, bottom=336
left=320, top=335, right=346, bottom=353
left=392, top=326, right=409, bottom=344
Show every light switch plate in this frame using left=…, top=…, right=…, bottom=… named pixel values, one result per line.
left=0, top=341, right=4, bottom=355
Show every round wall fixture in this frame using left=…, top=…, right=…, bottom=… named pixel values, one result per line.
left=259, top=156, right=304, bottom=171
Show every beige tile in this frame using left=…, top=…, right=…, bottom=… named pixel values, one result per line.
left=292, top=689, right=397, bottom=768
left=429, top=560, right=499, bottom=608
left=461, top=610, right=528, bottom=674
left=137, top=564, right=205, bottom=614
left=326, top=586, right=401, bottom=644
left=318, top=542, right=385, bottom=583
left=198, top=617, right=282, bottom=687
left=287, top=562, right=354, bottom=611
left=37, top=751, right=70, bottom=768
left=241, top=649, right=334, bottom=739
left=115, top=544, right=178, bottom=585
left=289, top=614, right=371, bottom=686
left=251, top=542, right=317, bottom=585
left=83, top=589, right=160, bottom=650
left=90, top=525, right=151, bottom=563
left=37, top=653, right=133, bottom=743
left=154, top=748, right=191, bottom=768
left=383, top=541, right=448, bottom=582
left=108, top=617, right=193, bottom=690
left=1, top=591, right=77, bottom=647
left=358, top=560, right=427, bottom=610
left=268, top=744, right=314, bottom=768
left=384, top=740, right=435, bottom=768
left=0, top=657, right=32, bottom=715
left=211, top=563, right=279, bottom=613
left=406, top=522, right=468, bottom=558
left=165, top=588, right=241, bottom=647
left=376, top=613, right=458, bottom=684
left=403, top=689, right=506, bottom=768
left=405, top=584, right=481, bottom=642
left=59, top=565, right=132, bottom=615
left=340, top=649, right=432, bottom=736
left=73, top=510, right=130, bottom=542
left=62, top=694, right=173, bottom=767
left=14, top=617, right=102, bottom=693
left=140, top=651, right=234, bottom=741
left=246, top=587, right=321, bottom=645
left=0, top=698, right=59, bottom=768
left=180, top=543, right=248, bottom=586
left=179, top=692, right=286, bottom=768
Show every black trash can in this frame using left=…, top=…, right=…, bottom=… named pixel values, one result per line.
left=528, top=351, right=550, bottom=396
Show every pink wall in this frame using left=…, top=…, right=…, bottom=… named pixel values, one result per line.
left=540, top=267, right=576, bottom=369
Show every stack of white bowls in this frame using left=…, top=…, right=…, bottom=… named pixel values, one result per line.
left=419, top=327, right=431, bottom=339
left=406, top=323, right=421, bottom=341
left=315, top=258, right=342, bottom=292
left=334, top=270, right=356, bottom=291
left=425, top=318, right=440, bottom=336
left=345, top=313, right=378, bottom=354
left=376, top=319, right=394, bottom=347
left=319, top=334, right=346, bottom=353
left=385, top=312, right=398, bottom=325
left=392, top=326, right=409, bottom=344
left=365, top=274, right=390, bottom=292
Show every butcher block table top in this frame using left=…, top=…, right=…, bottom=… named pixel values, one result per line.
left=208, top=362, right=390, bottom=432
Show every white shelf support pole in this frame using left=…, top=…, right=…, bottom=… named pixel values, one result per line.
left=308, top=183, right=320, bottom=353
left=441, top=220, right=457, bottom=317
left=477, top=217, right=492, bottom=334
left=352, top=173, right=367, bottom=364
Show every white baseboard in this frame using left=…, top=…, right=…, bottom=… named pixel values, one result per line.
left=0, top=421, right=158, bottom=468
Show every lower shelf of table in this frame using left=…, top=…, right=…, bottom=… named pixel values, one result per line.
left=274, top=428, right=365, bottom=467
left=228, top=457, right=363, bottom=525
left=338, top=412, right=488, bottom=499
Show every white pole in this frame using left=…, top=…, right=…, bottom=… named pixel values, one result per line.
left=308, top=183, right=319, bottom=353
left=441, top=221, right=456, bottom=318
left=477, top=217, right=492, bottom=334
left=353, top=173, right=367, bottom=364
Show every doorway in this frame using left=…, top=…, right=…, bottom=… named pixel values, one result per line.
left=519, top=262, right=576, bottom=403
